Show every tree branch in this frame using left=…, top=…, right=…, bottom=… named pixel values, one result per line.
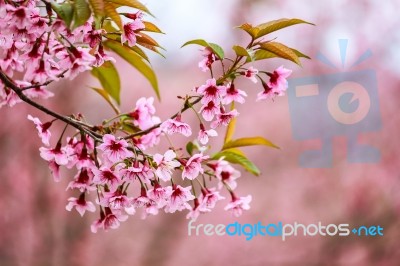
left=0, top=70, right=102, bottom=142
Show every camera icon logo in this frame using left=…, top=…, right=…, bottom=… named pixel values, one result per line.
left=287, top=39, right=381, bottom=168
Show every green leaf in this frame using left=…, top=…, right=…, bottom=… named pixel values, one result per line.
left=51, top=2, right=74, bottom=28
left=181, top=39, right=209, bottom=48
left=250, top=49, right=277, bottom=61
left=143, top=21, right=164, bottom=34
left=73, top=0, right=92, bottom=28
left=89, top=0, right=105, bottom=17
left=237, top=23, right=257, bottom=38
left=249, top=47, right=311, bottom=62
left=91, top=61, right=121, bottom=104
left=130, top=45, right=150, bottom=62
left=181, top=39, right=224, bottom=60
left=90, top=87, right=120, bottom=114
left=186, top=142, right=194, bottom=155
left=232, top=45, right=253, bottom=62
left=137, top=32, right=164, bottom=49
left=208, top=43, right=224, bottom=60
left=223, top=136, right=280, bottom=150
left=253, top=18, right=314, bottom=39
left=224, top=102, right=236, bottom=143
left=104, top=3, right=122, bottom=30
left=105, top=0, right=153, bottom=16
left=291, top=48, right=311, bottom=59
left=212, top=150, right=260, bottom=176
left=259, top=41, right=301, bottom=65
left=232, top=45, right=250, bottom=57
left=104, top=40, right=160, bottom=100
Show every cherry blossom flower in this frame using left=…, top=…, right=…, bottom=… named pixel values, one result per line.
left=210, top=108, right=239, bottom=129
left=122, top=160, right=153, bottom=183
left=224, top=194, right=252, bottom=217
left=243, top=66, right=259, bottom=83
left=267, top=66, right=292, bottom=92
left=186, top=198, right=202, bottom=221
left=67, top=168, right=95, bottom=192
left=23, top=86, right=54, bottom=99
left=197, top=78, right=227, bottom=104
left=39, top=143, right=70, bottom=166
left=27, top=115, right=52, bottom=146
left=147, top=183, right=173, bottom=208
left=257, top=66, right=292, bottom=101
left=198, top=47, right=216, bottom=72
left=199, top=188, right=225, bottom=212
left=48, top=160, right=61, bottom=182
left=199, top=100, right=219, bottom=121
left=212, top=158, right=241, bottom=190
left=99, top=189, right=133, bottom=213
left=137, top=128, right=161, bottom=150
left=91, top=208, right=128, bottom=233
left=198, top=124, right=218, bottom=144
left=153, top=150, right=181, bottom=181
left=92, top=166, right=122, bottom=192
left=97, top=134, right=133, bottom=163
left=165, top=185, right=195, bottom=213
left=160, top=115, right=192, bottom=137
left=222, top=83, right=247, bottom=105
left=66, top=193, right=96, bottom=216
left=182, top=153, right=209, bottom=180
left=129, top=97, right=157, bottom=130
left=121, top=20, right=145, bottom=47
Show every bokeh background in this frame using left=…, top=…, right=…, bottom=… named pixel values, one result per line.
left=1, top=0, right=400, bottom=265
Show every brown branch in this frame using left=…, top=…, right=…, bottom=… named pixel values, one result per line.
left=0, top=70, right=102, bottom=142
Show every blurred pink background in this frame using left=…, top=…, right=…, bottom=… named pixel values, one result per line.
left=1, top=0, right=400, bottom=265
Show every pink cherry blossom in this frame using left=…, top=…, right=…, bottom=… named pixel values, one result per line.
left=199, top=100, right=219, bottom=121
left=267, top=66, right=292, bottom=92
left=99, top=189, right=133, bottom=212
left=27, top=115, right=52, bottom=146
left=92, top=166, right=122, bottom=192
left=222, top=83, right=247, bottom=105
left=224, top=195, right=252, bottom=217
left=97, top=134, right=133, bottom=163
left=212, top=158, right=241, bottom=190
left=199, top=188, right=225, bottom=212
left=121, top=20, right=145, bottom=47
left=197, top=78, right=226, bottom=104
left=129, top=97, right=158, bottom=130
left=243, top=66, right=259, bottom=83
left=160, top=115, right=192, bottom=137
left=67, top=168, right=95, bottom=192
left=122, top=161, right=153, bottom=183
left=198, top=47, right=216, bottom=72
left=186, top=198, right=203, bottom=221
left=66, top=193, right=96, bottom=216
left=257, top=66, right=292, bottom=101
left=91, top=208, right=128, bottom=233
left=147, top=183, right=173, bottom=208
left=153, top=150, right=181, bottom=181
left=39, top=143, right=70, bottom=166
left=210, top=108, right=239, bottom=129
left=198, top=124, right=218, bottom=144
left=48, top=160, right=61, bottom=182
left=165, top=185, right=195, bottom=213
left=182, top=153, right=209, bottom=180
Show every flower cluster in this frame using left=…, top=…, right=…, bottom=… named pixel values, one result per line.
left=27, top=95, right=254, bottom=232
left=0, top=2, right=301, bottom=233
left=0, top=0, right=145, bottom=108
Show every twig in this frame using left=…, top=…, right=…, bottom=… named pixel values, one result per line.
left=0, top=70, right=102, bottom=141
